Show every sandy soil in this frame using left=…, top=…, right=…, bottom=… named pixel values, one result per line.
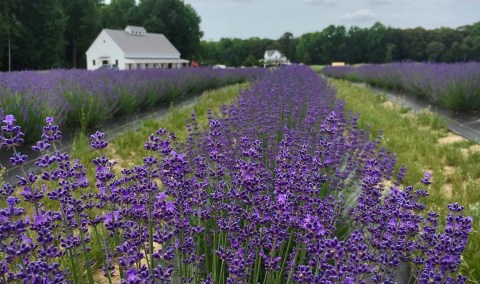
left=443, top=166, right=455, bottom=175
left=443, top=183, right=453, bottom=199
left=438, top=132, right=467, bottom=144
left=460, top=144, right=480, bottom=157
left=382, top=100, right=398, bottom=109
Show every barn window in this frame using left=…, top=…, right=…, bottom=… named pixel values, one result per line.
left=116, top=60, right=119, bottom=66
left=93, top=60, right=96, bottom=66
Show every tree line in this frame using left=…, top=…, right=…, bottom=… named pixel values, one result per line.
left=200, top=22, right=480, bottom=67
left=1, top=0, right=479, bottom=71
left=0, top=0, right=202, bottom=71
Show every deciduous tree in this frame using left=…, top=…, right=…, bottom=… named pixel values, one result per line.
left=135, top=0, right=203, bottom=59
left=62, top=0, right=103, bottom=68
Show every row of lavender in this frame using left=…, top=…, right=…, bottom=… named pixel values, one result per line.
left=0, top=66, right=471, bottom=283
left=322, top=63, right=480, bottom=112
left=0, top=68, right=267, bottom=142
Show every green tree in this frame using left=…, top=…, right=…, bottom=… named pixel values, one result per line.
left=429, top=27, right=463, bottom=49
left=199, top=40, right=218, bottom=65
left=401, top=27, right=428, bottom=61
left=135, top=0, right=203, bottom=59
left=0, top=0, right=22, bottom=71
left=243, top=55, right=258, bottom=67
left=365, top=22, right=389, bottom=63
left=468, top=36, right=480, bottom=60
left=277, top=32, right=296, bottom=62
left=14, top=0, right=67, bottom=69
left=384, top=28, right=403, bottom=62
left=425, top=41, right=445, bottom=62
left=385, top=43, right=396, bottom=63
left=319, top=25, right=347, bottom=64
left=102, top=0, right=137, bottom=29
left=296, top=32, right=321, bottom=64
left=63, top=0, right=103, bottom=68
left=346, top=26, right=368, bottom=63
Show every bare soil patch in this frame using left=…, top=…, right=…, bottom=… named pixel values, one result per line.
left=443, top=183, right=453, bottom=199
left=438, top=132, right=466, bottom=144
left=468, top=144, right=480, bottom=154
left=443, top=166, right=455, bottom=175
left=382, top=101, right=398, bottom=109
left=382, top=179, right=394, bottom=190
left=461, top=144, right=480, bottom=157
left=93, top=264, right=120, bottom=284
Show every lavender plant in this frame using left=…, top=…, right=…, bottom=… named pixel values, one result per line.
left=0, top=66, right=472, bottom=283
left=322, top=63, right=480, bottom=112
left=0, top=68, right=267, bottom=142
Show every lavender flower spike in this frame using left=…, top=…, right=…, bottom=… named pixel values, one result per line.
left=91, top=131, right=108, bottom=149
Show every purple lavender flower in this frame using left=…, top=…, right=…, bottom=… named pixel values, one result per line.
left=3, top=114, right=15, bottom=125
left=91, top=131, right=108, bottom=149
left=0, top=114, right=24, bottom=149
left=420, top=171, right=432, bottom=185
left=40, top=116, right=61, bottom=143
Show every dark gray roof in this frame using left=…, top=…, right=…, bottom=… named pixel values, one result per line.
left=104, top=29, right=181, bottom=55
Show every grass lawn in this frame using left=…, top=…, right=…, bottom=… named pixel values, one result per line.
left=329, top=78, right=480, bottom=283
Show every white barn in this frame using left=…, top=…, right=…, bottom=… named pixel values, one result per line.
left=262, top=50, right=289, bottom=67
left=86, top=26, right=189, bottom=70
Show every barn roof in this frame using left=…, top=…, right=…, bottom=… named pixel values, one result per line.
left=104, top=28, right=181, bottom=56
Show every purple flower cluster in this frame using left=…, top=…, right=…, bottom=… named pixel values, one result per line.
left=322, top=62, right=480, bottom=111
left=0, top=66, right=472, bottom=283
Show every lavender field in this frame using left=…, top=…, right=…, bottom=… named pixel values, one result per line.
left=322, top=63, right=480, bottom=112
left=0, top=68, right=267, bottom=143
left=0, top=66, right=472, bottom=283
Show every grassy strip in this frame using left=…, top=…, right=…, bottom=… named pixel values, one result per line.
left=309, top=65, right=325, bottom=73
left=110, top=83, right=246, bottom=165
left=71, top=82, right=247, bottom=179
left=329, top=78, right=480, bottom=283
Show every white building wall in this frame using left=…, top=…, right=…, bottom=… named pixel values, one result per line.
left=85, top=30, right=125, bottom=70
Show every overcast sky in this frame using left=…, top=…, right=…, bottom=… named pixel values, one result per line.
left=181, top=0, right=480, bottom=40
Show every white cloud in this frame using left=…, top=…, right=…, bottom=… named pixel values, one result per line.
left=341, top=8, right=376, bottom=21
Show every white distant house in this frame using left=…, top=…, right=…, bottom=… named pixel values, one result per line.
left=86, top=26, right=189, bottom=70
left=262, top=50, right=289, bottom=67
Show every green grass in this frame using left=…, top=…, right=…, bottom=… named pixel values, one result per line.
left=71, top=83, right=247, bottom=172
left=309, top=65, right=325, bottom=73
left=329, top=78, right=480, bottom=283
left=110, top=83, right=245, bottom=166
